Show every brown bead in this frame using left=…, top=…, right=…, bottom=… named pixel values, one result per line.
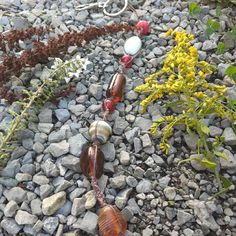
left=80, top=145, right=104, bottom=179
left=98, top=205, right=127, bottom=236
left=106, top=73, right=126, bottom=104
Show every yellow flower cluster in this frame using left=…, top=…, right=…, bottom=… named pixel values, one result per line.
left=135, top=29, right=236, bottom=154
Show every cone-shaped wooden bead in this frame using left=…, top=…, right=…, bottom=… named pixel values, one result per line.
left=80, top=145, right=104, bottom=179
left=98, top=205, right=127, bottom=236
left=106, top=73, right=126, bottom=104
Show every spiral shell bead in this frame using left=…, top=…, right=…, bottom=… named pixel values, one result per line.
left=89, top=121, right=112, bottom=144
left=98, top=205, right=127, bottom=236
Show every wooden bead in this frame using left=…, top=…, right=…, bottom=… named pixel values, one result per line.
left=98, top=205, right=127, bottom=236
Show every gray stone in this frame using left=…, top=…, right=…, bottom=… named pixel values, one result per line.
left=222, top=127, right=236, bottom=146
left=134, top=137, right=142, bottom=153
left=38, top=108, right=52, bottom=123
left=125, top=127, right=140, bottom=143
left=226, top=86, right=236, bottom=100
left=141, top=134, right=152, bottom=148
left=115, top=188, right=132, bottom=209
left=4, top=187, right=27, bottom=204
left=152, top=154, right=165, bottom=166
left=43, top=217, right=59, bottom=235
left=113, top=117, right=129, bottom=135
left=184, top=133, right=199, bottom=150
left=33, top=175, right=49, bottom=185
left=22, top=138, right=34, bottom=150
left=61, top=155, right=81, bottom=172
left=126, top=176, right=138, bottom=187
left=32, top=220, right=43, bottom=234
left=136, top=179, right=152, bottom=193
left=110, top=175, right=126, bottom=189
left=31, top=198, right=42, bottom=215
left=119, top=150, right=130, bottom=165
left=85, top=190, right=96, bottom=209
left=183, top=228, right=194, bottom=236
left=177, top=210, right=194, bottom=226
left=69, top=188, right=86, bottom=201
left=202, top=40, right=217, bottom=51
left=153, top=47, right=163, bottom=56
left=122, top=206, right=134, bottom=221
left=89, top=84, right=103, bottom=100
left=69, top=104, right=86, bottom=116
left=79, top=211, right=98, bottom=234
left=40, top=184, right=54, bottom=199
left=159, top=176, right=171, bottom=188
left=55, top=180, right=72, bottom=193
left=134, top=117, right=152, bottom=131
left=101, top=142, right=116, bottom=161
left=134, top=166, right=145, bottom=178
left=48, top=140, right=69, bottom=158
left=165, top=207, right=176, bottom=220
left=33, top=142, right=44, bottom=154
left=55, top=109, right=70, bottom=123
left=42, top=191, right=66, bottom=216
left=38, top=123, right=53, bottom=134
left=15, top=173, right=32, bottom=182
left=69, top=134, right=87, bottom=156
left=209, top=126, right=223, bottom=137
left=1, top=218, right=22, bottom=235
left=42, top=159, right=59, bottom=177
left=76, top=82, right=87, bottom=94
left=142, top=227, right=153, bottom=236
left=71, top=197, right=86, bottom=216
left=15, top=129, right=34, bottom=140
left=164, top=187, right=176, bottom=200
left=220, top=149, right=236, bottom=172
left=48, top=130, right=66, bottom=143
left=21, top=163, right=36, bottom=175
left=0, top=177, right=18, bottom=187
left=11, top=146, right=27, bottom=159
left=2, top=160, right=21, bottom=177
left=15, top=210, right=38, bottom=225
left=56, top=200, right=72, bottom=216
left=4, top=200, right=19, bottom=217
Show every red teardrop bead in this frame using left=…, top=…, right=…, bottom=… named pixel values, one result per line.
left=80, top=145, right=104, bottom=179
left=106, top=73, right=126, bottom=104
left=102, top=98, right=115, bottom=113
left=120, top=55, right=133, bottom=69
left=135, top=20, right=150, bottom=36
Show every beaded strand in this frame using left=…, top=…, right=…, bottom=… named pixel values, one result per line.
left=79, top=20, right=150, bottom=236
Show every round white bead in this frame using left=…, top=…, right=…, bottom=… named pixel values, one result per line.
left=124, top=36, right=142, bottom=56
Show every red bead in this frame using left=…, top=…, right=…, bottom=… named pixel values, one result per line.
left=135, top=20, right=150, bottom=36
left=102, top=98, right=115, bottom=113
left=120, top=55, right=133, bottom=68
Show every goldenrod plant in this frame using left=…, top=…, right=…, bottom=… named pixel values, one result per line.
left=0, top=56, right=85, bottom=168
left=135, top=29, right=236, bottom=192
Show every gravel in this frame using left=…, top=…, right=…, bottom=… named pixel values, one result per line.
left=0, top=0, right=235, bottom=235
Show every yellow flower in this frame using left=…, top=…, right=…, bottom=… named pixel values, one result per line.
left=165, top=28, right=174, bottom=36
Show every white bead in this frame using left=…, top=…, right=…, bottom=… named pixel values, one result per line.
left=124, top=36, right=142, bottom=56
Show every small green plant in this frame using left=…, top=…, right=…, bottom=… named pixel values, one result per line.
left=225, top=65, right=236, bottom=81
left=216, top=42, right=228, bottom=54
left=135, top=29, right=236, bottom=192
left=0, top=56, right=85, bottom=167
left=189, top=2, right=202, bottom=16
left=205, top=18, right=220, bottom=37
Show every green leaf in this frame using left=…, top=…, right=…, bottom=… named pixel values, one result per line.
left=205, top=19, right=220, bottom=37
left=227, top=26, right=236, bottom=42
left=219, top=175, right=233, bottom=189
left=214, top=151, right=228, bottom=160
left=189, top=2, right=201, bottom=16
left=216, top=42, right=227, bottom=55
left=215, top=5, right=222, bottom=18
left=201, top=158, right=216, bottom=170
left=200, top=122, right=210, bottom=135
left=229, top=0, right=236, bottom=4
left=225, top=65, right=236, bottom=81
